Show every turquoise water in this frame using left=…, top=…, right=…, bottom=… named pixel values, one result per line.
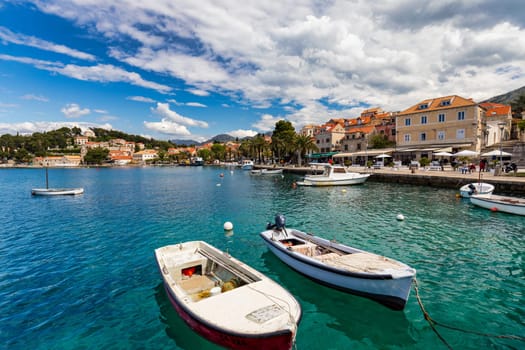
left=1, top=166, right=523, bottom=350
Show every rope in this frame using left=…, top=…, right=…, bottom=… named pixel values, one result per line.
left=413, top=278, right=525, bottom=349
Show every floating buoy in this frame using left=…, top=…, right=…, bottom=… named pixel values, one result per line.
left=291, top=182, right=297, bottom=189
left=455, top=193, right=461, bottom=198
left=342, top=189, right=347, bottom=193
left=223, top=221, right=233, bottom=231
left=219, top=173, right=224, bottom=177
left=216, top=183, right=221, bottom=186
left=396, top=214, right=405, bottom=221
left=490, top=207, right=498, bottom=212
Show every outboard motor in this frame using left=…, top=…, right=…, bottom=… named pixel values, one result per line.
left=274, top=214, right=286, bottom=230
left=468, top=183, right=476, bottom=195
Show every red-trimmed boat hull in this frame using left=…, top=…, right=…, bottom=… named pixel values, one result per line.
left=164, top=285, right=295, bottom=350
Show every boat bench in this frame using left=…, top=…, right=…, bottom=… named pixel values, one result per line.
left=289, top=243, right=316, bottom=256
left=178, top=275, right=216, bottom=295
left=313, top=252, right=340, bottom=262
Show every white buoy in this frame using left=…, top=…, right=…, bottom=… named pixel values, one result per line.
left=396, top=214, right=405, bottom=221
left=223, top=221, right=233, bottom=231
left=216, top=183, right=221, bottom=186
left=341, top=189, right=347, bottom=193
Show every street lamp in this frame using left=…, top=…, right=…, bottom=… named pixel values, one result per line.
left=498, top=122, right=506, bottom=174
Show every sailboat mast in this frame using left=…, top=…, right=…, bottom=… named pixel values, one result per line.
left=45, top=166, right=49, bottom=189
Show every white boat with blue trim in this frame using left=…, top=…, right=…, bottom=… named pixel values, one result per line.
left=459, top=182, right=494, bottom=198
left=260, top=215, right=416, bottom=310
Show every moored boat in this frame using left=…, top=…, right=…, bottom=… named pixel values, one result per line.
left=251, top=168, right=283, bottom=175
left=241, top=160, right=254, bottom=170
left=459, top=182, right=494, bottom=198
left=470, top=194, right=525, bottom=216
left=154, top=241, right=301, bottom=350
left=297, top=163, right=370, bottom=186
left=31, top=188, right=84, bottom=196
left=260, top=215, right=416, bottom=310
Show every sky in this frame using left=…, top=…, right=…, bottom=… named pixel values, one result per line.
left=1, top=1, right=525, bottom=142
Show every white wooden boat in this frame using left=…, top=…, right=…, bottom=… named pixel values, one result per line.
left=297, top=163, right=370, bottom=186
left=154, top=241, right=301, bottom=350
left=251, top=168, right=283, bottom=175
left=459, top=182, right=494, bottom=198
left=470, top=194, right=525, bottom=216
left=260, top=215, right=416, bottom=310
left=31, top=188, right=84, bottom=196
left=241, top=160, right=254, bottom=170
left=31, top=167, right=84, bottom=196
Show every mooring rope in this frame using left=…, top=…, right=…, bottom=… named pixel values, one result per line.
left=413, top=278, right=525, bottom=349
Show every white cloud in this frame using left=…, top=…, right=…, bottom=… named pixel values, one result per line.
left=21, top=94, right=49, bottom=102
left=144, top=118, right=191, bottom=136
left=186, top=102, right=207, bottom=108
left=61, top=103, right=90, bottom=118
left=151, top=102, right=208, bottom=128
left=0, top=26, right=96, bottom=61
left=186, top=88, right=209, bottom=96
left=228, top=129, right=258, bottom=138
left=0, top=121, right=112, bottom=135
left=127, top=96, right=157, bottom=103
left=252, top=114, right=285, bottom=132
left=94, top=109, right=108, bottom=114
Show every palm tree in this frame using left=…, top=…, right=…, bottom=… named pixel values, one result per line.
left=294, top=134, right=318, bottom=166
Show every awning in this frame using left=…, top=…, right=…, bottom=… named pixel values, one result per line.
left=306, top=151, right=339, bottom=158
left=333, top=148, right=395, bottom=158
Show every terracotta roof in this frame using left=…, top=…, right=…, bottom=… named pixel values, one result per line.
left=398, top=95, right=477, bottom=116
left=479, top=102, right=511, bottom=117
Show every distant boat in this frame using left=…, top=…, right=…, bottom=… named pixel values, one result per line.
left=31, top=167, right=84, bottom=196
left=241, top=160, right=254, bottom=170
left=191, top=157, right=204, bottom=166
left=297, top=163, right=370, bottom=186
left=260, top=214, right=416, bottom=310
left=251, top=168, right=283, bottom=175
left=459, top=182, right=494, bottom=198
left=470, top=194, right=525, bottom=216
left=155, top=241, right=301, bottom=350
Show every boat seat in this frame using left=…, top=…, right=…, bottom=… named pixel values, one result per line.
left=313, top=252, right=339, bottom=262
left=289, top=243, right=316, bottom=256
left=178, top=275, right=216, bottom=295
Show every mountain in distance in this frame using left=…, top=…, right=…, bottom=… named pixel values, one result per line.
left=171, top=133, right=244, bottom=146
left=482, top=85, right=525, bottom=104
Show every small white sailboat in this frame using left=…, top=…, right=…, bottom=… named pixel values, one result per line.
left=31, top=167, right=84, bottom=196
left=296, top=163, right=370, bottom=186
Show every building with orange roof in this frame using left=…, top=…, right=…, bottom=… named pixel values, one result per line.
left=479, top=102, right=512, bottom=146
left=395, top=95, right=485, bottom=160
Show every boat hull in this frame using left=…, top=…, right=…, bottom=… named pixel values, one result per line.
left=155, top=241, right=300, bottom=350
left=260, top=230, right=414, bottom=310
left=459, top=182, right=494, bottom=198
left=297, top=174, right=370, bottom=186
left=470, top=194, right=525, bottom=216
left=31, top=188, right=84, bottom=196
left=163, top=284, right=295, bottom=350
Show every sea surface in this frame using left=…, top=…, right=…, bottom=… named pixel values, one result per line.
left=1, top=166, right=523, bottom=350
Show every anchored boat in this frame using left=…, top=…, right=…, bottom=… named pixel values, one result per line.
left=260, top=215, right=416, bottom=310
left=154, top=241, right=301, bottom=350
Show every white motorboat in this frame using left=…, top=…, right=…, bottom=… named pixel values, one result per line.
left=296, top=163, right=370, bottom=186
left=260, top=215, right=416, bottom=310
left=459, top=182, right=494, bottom=198
left=241, top=160, right=254, bottom=170
left=154, top=241, right=301, bottom=350
left=470, top=194, right=525, bottom=216
left=31, top=188, right=84, bottom=196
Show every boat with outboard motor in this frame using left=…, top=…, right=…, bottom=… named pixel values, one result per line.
left=260, top=214, right=416, bottom=310
left=296, top=163, right=370, bottom=186
left=459, top=182, right=494, bottom=198
left=155, top=241, right=301, bottom=350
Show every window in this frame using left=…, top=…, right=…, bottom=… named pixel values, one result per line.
left=420, top=133, right=426, bottom=141
left=458, top=111, right=465, bottom=120
left=404, top=134, right=411, bottom=142
left=437, top=131, right=445, bottom=140
left=405, top=118, right=411, bottom=126
left=441, top=100, right=451, bottom=106
left=438, top=113, right=445, bottom=122
left=418, top=103, right=428, bottom=110
left=456, top=129, right=465, bottom=139
left=421, top=115, right=427, bottom=124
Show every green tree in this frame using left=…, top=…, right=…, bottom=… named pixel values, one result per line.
left=368, top=134, right=395, bottom=149
left=271, top=120, right=296, bottom=163
left=210, top=143, right=226, bottom=161
left=83, top=147, right=109, bottom=165
left=197, top=148, right=212, bottom=162
left=294, top=134, right=318, bottom=166
left=511, top=94, right=525, bottom=118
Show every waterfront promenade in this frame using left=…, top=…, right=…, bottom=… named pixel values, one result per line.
left=260, top=164, right=525, bottom=195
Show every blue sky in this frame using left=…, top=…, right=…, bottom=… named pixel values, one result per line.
left=1, top=1, right=525, bottom=142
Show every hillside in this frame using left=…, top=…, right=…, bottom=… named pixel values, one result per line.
left=483, top=85, right=525, bottom=104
